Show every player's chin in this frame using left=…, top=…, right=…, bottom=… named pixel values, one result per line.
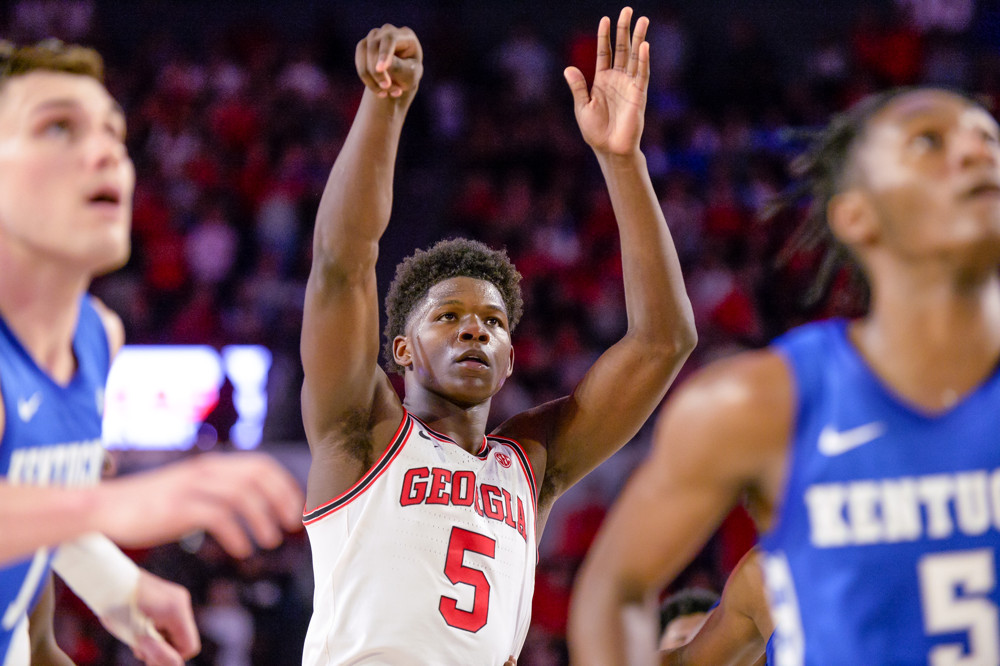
left=969, top=240, right=1000, bottom=272
left=943, top=233, right=1000, bottom=278
left=90, top=239, right=131, bottom=276
left=445, top=377, right=499, bottom=407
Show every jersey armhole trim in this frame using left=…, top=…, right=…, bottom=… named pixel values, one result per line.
left=758, top=344, right=804, bottom=550
left=82, top=295, right=112, bottom=376
left=488, top=434, right=538, bottom=513
left=303, top=410, right=412, bottom=524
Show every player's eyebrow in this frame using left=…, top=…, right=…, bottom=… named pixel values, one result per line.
left=436, top=298, right=506, bottom=312
left=30, top=97, right=126, bottom=122
left=889, top=100, right=959, bottom=127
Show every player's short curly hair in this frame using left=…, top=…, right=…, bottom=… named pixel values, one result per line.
left=0, top=39, right=104, bottom=92
left=382, top=238, right=523, bottom=374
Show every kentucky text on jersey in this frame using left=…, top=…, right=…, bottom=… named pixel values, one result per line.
left=0, top=298, right=111, bottom=666
left=6, top=438, right=104, bottom=487
left=805, top=468, right=1000, bottom=547
left=400, top=466, right=529, bottom=541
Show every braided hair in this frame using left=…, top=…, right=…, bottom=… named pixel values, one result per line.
left=766, top=88, right=918, bottom=308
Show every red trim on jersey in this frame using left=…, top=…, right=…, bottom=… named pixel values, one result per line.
left=487, top=434, right=538, bottom=515
left=302, top=410, right=411, bottom=525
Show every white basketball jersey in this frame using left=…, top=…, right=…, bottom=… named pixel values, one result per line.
left=302, top=410, right=538, bottom=666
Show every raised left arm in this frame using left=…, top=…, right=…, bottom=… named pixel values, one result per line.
left=503, top=8, right=694, bottom=508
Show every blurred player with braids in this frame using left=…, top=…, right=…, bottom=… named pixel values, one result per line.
left=570, top=86, right=1000, bottom=664
left=0, top=40, right=304, bottom=666
left=300, top=7, right=695, bottom=664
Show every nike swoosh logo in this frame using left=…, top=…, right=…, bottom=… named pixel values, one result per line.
left=817, top=421, right=886, bottom=456
left=17, top=392, right=42, bottom=423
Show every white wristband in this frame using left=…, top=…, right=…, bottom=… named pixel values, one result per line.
left=53, top=535, right=169, bottom=649
left=51, top=533, right=141, bottom=616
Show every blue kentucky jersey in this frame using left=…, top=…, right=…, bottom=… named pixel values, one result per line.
left=0, top=297, right=109, bottom=662
left=760, top=318, right=1000, bottom=665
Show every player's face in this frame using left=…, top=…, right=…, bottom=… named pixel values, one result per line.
left=397, top=276, right=514, bottom=407
left=0, top=71, right=134, bottom=274
left=851, top=89, right=1000, bottom=270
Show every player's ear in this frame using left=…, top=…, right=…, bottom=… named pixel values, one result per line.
left=505, top=345, right=514, bottom=379
left=827, top=188, right=879, bottom=248
left=392, top=335, right=413, bottom=370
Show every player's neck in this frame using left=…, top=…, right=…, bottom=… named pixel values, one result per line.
left=867, top=265, right=1000, bottom=342
left=403, top=388, right=491, bottom=454
left=852, top=274, right=1000, bottom=410
left=0, top=244, right=89, bottom=383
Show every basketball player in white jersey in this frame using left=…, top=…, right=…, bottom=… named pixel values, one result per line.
left=300, top=8, right=696, bottom=664
left=0, top=40, right=304, bottom=666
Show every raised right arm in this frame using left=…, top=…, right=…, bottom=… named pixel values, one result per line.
left=300, top=26, right=422, bottom=505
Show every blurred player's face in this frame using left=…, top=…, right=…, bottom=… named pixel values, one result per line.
left=848, top=89, right=1000, bottom=273
left=396, top=276, right=514, bottom=407
left=0, top=71, right=134, bottom=275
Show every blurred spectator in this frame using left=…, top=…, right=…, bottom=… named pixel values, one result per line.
left=9, top=0, right=94, bottom=41
left=493, top=20, right=556, bottom=106
left=199, top=579, right=254, bottom=666
left=895, top=0, right=975, bottom=33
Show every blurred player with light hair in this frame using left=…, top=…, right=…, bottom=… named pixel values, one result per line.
left=0, top=39, right=304, bottom=666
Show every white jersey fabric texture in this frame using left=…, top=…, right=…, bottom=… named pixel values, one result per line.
left=303, top=409, right=538, bottom=665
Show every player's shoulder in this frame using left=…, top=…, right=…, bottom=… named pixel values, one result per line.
left=668, top=347, right=792, bottom=421
left=489, top=399, right=555, bottom=474
left=651, top=348, right=793, bottom=482
left=726, top=547, right=767, bottom=611
left=87, top=295, right=125, bottom=358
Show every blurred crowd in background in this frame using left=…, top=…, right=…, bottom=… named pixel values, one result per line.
left=4, top=0, right=997, bottom=663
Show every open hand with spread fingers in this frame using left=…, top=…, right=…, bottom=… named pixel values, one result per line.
left=355, top=23, right=423, bottom=100
left=564, top=7, right=650, bottom=156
